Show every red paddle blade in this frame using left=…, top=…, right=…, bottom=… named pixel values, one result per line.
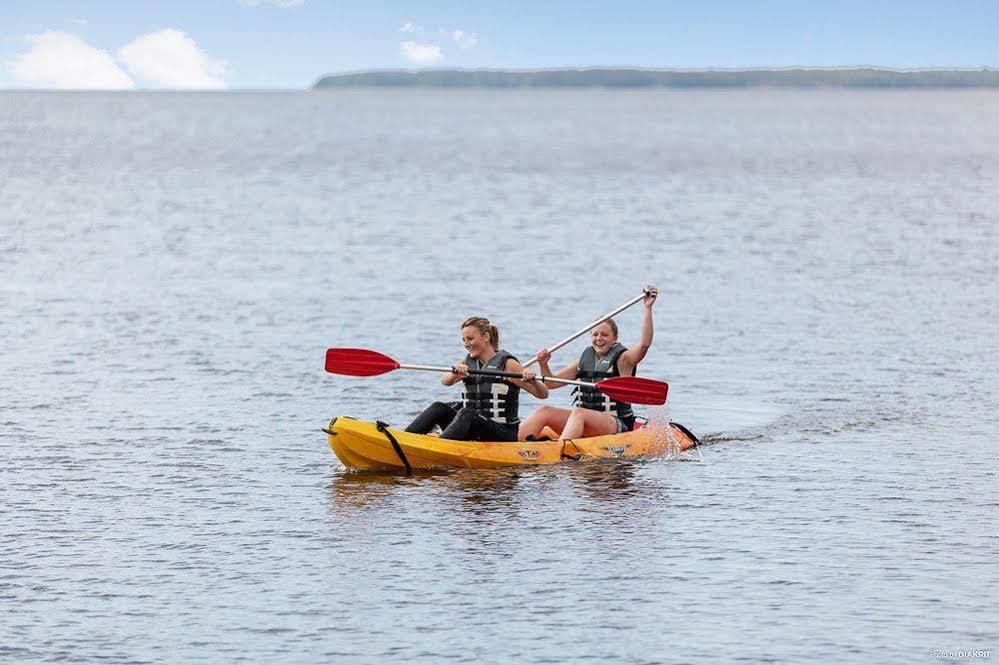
left=596, top=376, right=669, bottom=405
left=325, top=348, right=400, bottom=376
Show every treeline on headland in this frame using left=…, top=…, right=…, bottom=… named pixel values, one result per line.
left=314, top=67, right=999, bottom=89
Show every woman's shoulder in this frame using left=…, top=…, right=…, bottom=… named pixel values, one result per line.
left=496, top=349, right=519, bottom=364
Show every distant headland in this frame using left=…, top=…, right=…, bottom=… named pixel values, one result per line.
left=314, top=67, right=999, bottom=89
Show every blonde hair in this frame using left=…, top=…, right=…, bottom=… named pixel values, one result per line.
left=461, top=316, right=499, bottom=350
left=594, top=318, right=619, bottom=337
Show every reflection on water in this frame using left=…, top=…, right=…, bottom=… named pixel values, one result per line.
left=564, top=459, right=640, bottom=499
left=327, top=459, right=672, bottom=532
left=327, top=467, right=526, bottom=511
left=327, top=460, right=646, bottom=506
left=326, top=469, right=410, bottom=508
left=442, top=469, right=525, bottom=513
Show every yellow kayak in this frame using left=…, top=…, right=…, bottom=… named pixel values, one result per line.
left=324, top=416, right=699, bottom=472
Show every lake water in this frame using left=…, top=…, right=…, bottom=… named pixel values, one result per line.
left=1, top=89, right=996, bottom=663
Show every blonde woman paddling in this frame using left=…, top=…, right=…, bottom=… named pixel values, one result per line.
left=406, top=317, right=549, bottom=442
left=518, top=286, right=659, bottom=440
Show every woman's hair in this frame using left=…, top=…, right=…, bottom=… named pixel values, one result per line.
left=595, top=318, right=619, bottom=337
left=461, top=316, right=499, bottom=350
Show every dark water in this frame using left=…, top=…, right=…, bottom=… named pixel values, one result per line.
left=2, top=90, right=996, bottom=663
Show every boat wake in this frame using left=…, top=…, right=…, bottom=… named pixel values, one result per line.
left=694, top=393, right=926, bottom=447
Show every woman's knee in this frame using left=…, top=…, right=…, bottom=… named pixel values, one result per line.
left=416, top=402, right=453, bottom=418
left=534, top=405, right=557, bottom=419
left=452, top=406, right=477, bottom=422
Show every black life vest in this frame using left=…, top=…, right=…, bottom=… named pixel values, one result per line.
left=575, top=342, right=635, bottom=423
left=461, top=350, right=521, bottom=425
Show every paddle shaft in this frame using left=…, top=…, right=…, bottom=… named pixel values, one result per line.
left=325, top=349, right=666, bottom=405
left=398, top=363, right=599, bottom=389
left=522, top=290, right=650, bottom=368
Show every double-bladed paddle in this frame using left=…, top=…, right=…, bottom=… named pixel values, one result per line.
left=324, top=347, right=668, bottom=405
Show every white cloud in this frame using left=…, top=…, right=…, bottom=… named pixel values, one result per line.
left=400, top=23, right=478, bottom=50
left=451, top=29, right=478, bottom=50
left=5, top=31, right=134, bottom=89
left=117, top=29, right=227, bottom=89
left=238, top=0, right=304, bottom=7
left=400, top=41, right=443, bottom=64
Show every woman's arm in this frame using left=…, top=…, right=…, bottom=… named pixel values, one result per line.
left=441, top=361, right=468, bottom=386
left=506, top=359, right=549, bottom=399
left=534, top=347, right=579, bottom=389
left=619, top=286, right=659, bottom=375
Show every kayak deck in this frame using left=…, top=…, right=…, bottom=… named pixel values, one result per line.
left=325, top=416, right=698, bottom=472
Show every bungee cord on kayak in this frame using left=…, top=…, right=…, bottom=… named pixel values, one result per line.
left=323, top=287, right=698, bottom=471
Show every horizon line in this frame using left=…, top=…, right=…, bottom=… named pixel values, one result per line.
left=3, top=65, right=997, bottom=92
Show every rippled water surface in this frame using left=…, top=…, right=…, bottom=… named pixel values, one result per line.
left=2, top=90, right=997, bottom=663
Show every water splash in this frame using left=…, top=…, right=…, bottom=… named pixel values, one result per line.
left=643, top=402, right=704, bottom=463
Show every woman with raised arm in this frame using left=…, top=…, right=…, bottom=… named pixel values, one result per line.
left=405, top=317, right=548, bottom=442
left=518, top=286, right=659, bottom=441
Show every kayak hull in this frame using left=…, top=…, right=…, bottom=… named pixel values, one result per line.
left=325, top=416, right=698, bottom=472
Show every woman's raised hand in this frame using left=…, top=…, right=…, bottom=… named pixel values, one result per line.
left=535, top=347, right=552, bottom=364
left=643, top=285, right=660, bottom=308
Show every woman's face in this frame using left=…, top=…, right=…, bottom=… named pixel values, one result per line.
left=461, top=325, right=490, bottom=359
left=590, top=322, right=617, bottom=354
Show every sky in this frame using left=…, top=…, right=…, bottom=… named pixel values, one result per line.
left=1, top=0, right=997, bottom=90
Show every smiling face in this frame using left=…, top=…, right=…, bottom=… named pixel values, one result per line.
left=590, top=321, right=617, bottom=355
left=461, top=325, right=492, bottom=359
